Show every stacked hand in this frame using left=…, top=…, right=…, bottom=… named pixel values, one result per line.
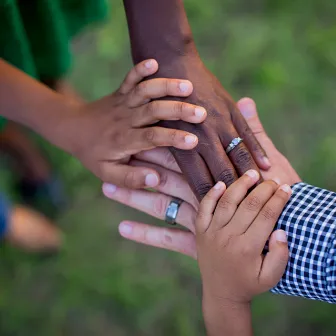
left=196, top=170, right=291, bottom=335
left=58, top=59, right=207, bottom=189
left=103, top=98, right=301, bottom=258
left=154, top=57, right=271, bottom=199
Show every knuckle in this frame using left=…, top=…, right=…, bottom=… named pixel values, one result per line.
left=144, top=128, right=156, bottom=143
left=135, top=81, right=147, bottom=98
left=146, top=101, right=158, bottom=117
left=216, top=168, right=237, bottom=187
left=217, top=194, right=234, bottom=211
left=143, top=227, right=151, bottom=243
left=164, top=78, right=170, bottom=95
left=260, top=206, right=277, bottom=221
left=153, top=195, right=169, bottom=218
left=123, top=171, right=136, bottom=188
left=231, top=146, right=253, bottom=167
left=173, top=102, right=184, bottom=118
left=195, top=183, right=213, bottom=200
left=243, top=195, right=262, bottom=212
left=169, top=129, right=178, bottom=143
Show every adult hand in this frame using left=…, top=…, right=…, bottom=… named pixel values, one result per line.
left=156, top=58, right=270, bottom=199
left=103, top=98, right=301, bottom=259
left=123, top=0, right=270, bottom=200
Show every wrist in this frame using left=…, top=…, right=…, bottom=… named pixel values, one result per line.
left=202, top=293, right=252, bottom=336
left=133, top=34, right=199, bottom=68
left=203, top=292, right=251, bottom=313
left=32, top=95, right=83, bottom=154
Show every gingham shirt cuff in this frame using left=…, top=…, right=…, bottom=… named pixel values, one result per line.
left=271, top=182, right=336, bottom=303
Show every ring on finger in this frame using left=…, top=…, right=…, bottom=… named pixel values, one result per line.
left=165, top=198, right=183, bottom=225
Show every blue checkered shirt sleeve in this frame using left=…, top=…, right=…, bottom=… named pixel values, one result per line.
left=271, top=182, right=336, bottom=303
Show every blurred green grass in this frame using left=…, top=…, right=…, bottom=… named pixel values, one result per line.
left=1, top=0, right=336, bottom=335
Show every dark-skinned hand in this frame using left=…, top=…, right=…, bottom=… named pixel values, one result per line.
left=155, top=55, right=270, bottom=200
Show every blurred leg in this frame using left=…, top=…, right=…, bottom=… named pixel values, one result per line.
left=0, top=194, right=61, bottom=252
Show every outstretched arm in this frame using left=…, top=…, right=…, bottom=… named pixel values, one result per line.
left=123, top=0, right=270, bottom=200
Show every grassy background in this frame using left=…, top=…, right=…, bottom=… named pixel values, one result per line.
left=1, top=0, right=336, bottom=335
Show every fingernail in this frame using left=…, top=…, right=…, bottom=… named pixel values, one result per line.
left=103, top=183, right=117, bottom=195
left=275, top=230, right=287, bottom=243
left=145, top=60, right=153, bottom=69
left=240, top=102, right=255, bottom=119
left=194, top=107, right=206, bottom=118
left=145, top=173, right=159, bottom=187
left=214, top=181, right=225, bottom=190
left=179, top=82, right=190, bottom=93
left=245, top=169, right=259, bottom=181
left=280, top=184, right=292, bottom=194
left=184, top=134, right=197, bottom=144
left=119, top=222, right=133, bottom=236
left=272, top=177, right=281, bottom=185
left=263, top=157, right=271, bottom=168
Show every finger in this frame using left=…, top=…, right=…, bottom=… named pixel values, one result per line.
left=119, top=59, right=159, bottom=94
left=259, top=230, right=289, bottom=290
left=211, top=170, right=260, bottom=230
left=171, top=149, right=214, bottom=201
left=134, top=148, right=181, bottom=174
left=118, top=221, right=197, bottom=259
left=247, top=184, right=292, bottom=248
left=229, top=179, right=280, bottom=234
left=219, top=128, right=261, bottom=181
left=130, top=159, right=199, bottom=210
left=132, top=101, right=207, bottom=127
left=102, top=184, right=197, bottom=233
left=128, top=127, right=198, bottom=153
left=196, top=182, right=226, bottom=234
left=128, top=78, right=193, bottom=107
left=233, top=102, right=271, bottom=170
left=199, top=137, right=238, bottom=187
left=100, top=164, right=160, bottom=189
left=237, top=98, right=276, bottom=162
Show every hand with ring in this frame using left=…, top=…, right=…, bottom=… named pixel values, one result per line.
left=103, top=98, right=301, bottom=259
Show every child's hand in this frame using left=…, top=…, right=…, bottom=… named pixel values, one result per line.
left=60, top=59, right=206, bottom=189
left=196, top=170, right=291, bottom=304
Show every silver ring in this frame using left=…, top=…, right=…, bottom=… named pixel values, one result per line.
left=165, top=198, right=182, bottom=225
left=225, top=137, right=243, bottom=154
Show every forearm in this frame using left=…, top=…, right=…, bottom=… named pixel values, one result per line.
left=0, top=59, right=76, bottom=151
left=123, top=0, right=198, bottom=67
left=202, top=293, right=253, bottom=336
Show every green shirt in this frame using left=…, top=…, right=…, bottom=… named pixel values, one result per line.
left=0, top=0, right=109, bottom=130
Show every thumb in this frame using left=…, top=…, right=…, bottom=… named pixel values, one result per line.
left=259, top=230, right=289, bottom=290
left=237, top=97, right=277, bottom=155
left=101, top=164, right=160, bottom=189
left=237, top=98, right=266, bottom=136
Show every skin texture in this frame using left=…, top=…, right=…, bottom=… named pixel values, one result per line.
left=123, top=0, right=270, bottom=200
left=196, top=175, right=290, bottom=335
left=0, top=59, right=207, bottom=189
left=102, top=98, right=301, bottom=258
